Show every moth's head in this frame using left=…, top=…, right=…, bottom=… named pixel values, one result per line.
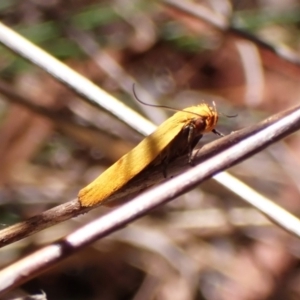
left=198, top=103, right=219, bottom=133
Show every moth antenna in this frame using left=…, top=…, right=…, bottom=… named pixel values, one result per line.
left=220, top=112, right=238, bottom=118
left=211, top=100, right=237, bottom=118
left=133, top=83, right=156, bottom=108
left=132, top=84, right=204, bottom=118
left=212, top=101, right=217, bottom=114
left=133, top=83, right=179, bottom=112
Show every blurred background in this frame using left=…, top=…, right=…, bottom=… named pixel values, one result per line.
left=1, top=0, right=300, bottom=299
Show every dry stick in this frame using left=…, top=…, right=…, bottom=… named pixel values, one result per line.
left=0, top=20, right=298, bottom=251
left=37, top=3, right=166, bottom=124
left=0, top=104, right=300, bottom=250
left=0, top=80, right=128, bottom=155
left=0, top=21, right=295, bottom=187
left=1, top=106, right=300, bottom=294
left=64, top=25, right=167, bottom=125
left=0, top=74, right=288, bottom=246
left=163, top=0, right=300, bottom=65
left=0, top=80, right=78, bottom=125
left=0, top=79, right=113, bottom=136
left=0, top=16, right=299, bottom=247
left=0, top=22, right=156, bottom=136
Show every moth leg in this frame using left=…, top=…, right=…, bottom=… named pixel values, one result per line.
left=162, top=158, right=168, bottom=178
left=212, top=129, right=224, bottom=137
left=187, top=124, right=196, bottom=165
left=160, top=149, right=171, bottom=178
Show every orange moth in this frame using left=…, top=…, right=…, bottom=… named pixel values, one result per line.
left=78, top=97, right=223, bottom=207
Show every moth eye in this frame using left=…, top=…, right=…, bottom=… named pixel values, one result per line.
left=203, top=118, right=211, bottom=129
left=206, top=117, right=215, bottom=129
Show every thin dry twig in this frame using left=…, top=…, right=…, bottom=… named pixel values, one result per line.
left=235, top=40, right=265, bottom=105
left=0, top=79, right=135, bottom=158
left=0, top=80, right=76, bottom=124
left=0, top=104, right=300, bottom=250
left=1, top=19, right=300, bottom=250
left=165, top=0, right=230, bottom=29
left=163, top=0, right=300, bottom=66
left=0, top=22, right=156, bottom=136
left=214, top=172, right=299, bottom=231
left=64, top=25, right=167, bottom=125
left=1, top=104, right=300, bottom=294
left=35, top=1, right=166, bottom=125
left=0, top=21, right=295, bottom=220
